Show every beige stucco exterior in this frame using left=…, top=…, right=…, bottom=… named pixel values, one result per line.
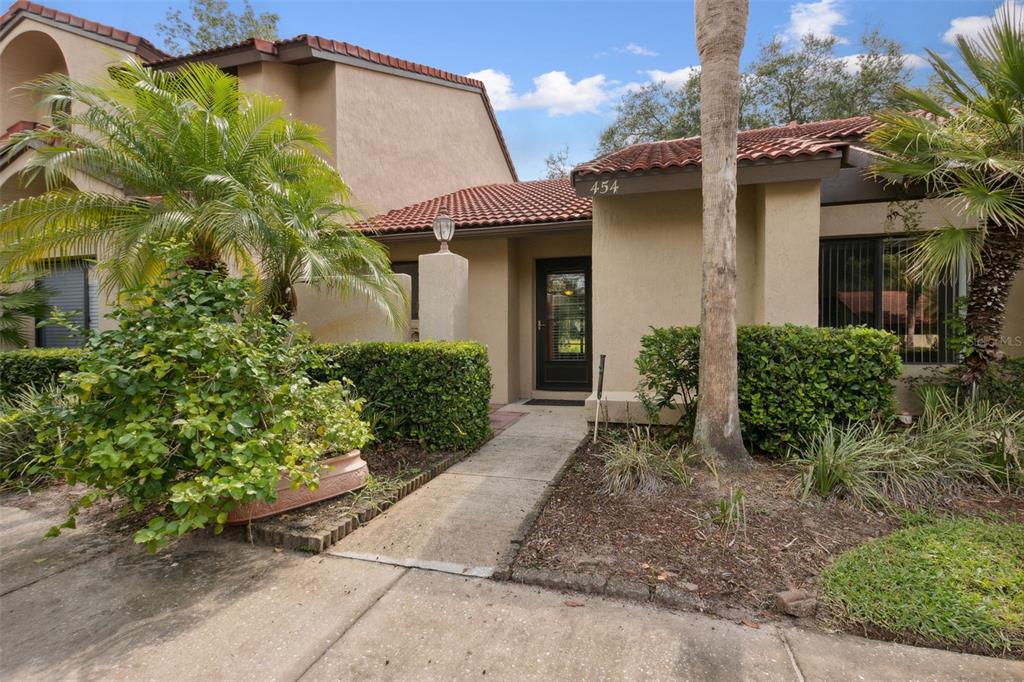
left=590, top=182, right=822, bottom=398
left=234, top=60, right=514, bottom=216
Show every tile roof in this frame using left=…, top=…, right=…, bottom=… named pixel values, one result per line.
left=573, top=115, right=877, bottom=179
left=149, top=34, right=487, bottom=90
left=359, top=178, right=592, bottom=235
left=0, top=1, right=168, bottom=61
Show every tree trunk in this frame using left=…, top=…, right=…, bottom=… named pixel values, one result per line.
left=961, top=221, right=1023, bottom=383
left=693, top=0, right=754, bottom=472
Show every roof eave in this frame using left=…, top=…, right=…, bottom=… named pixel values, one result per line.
left=571, top=152, right=845, bottom=198
left=365, top=218, right=592, bottom=242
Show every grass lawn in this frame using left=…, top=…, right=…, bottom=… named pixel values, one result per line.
left=822, top=519, right=1024, bottom=658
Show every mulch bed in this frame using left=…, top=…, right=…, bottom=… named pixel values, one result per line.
left=512, top=437, right=1024, bottom=622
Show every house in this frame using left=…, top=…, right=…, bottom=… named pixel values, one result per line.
left=0, top=0, right=514, bottom=345
left=362, top=117, right=1024, bottom=412
left=1, top=3, right=1021, bottom=414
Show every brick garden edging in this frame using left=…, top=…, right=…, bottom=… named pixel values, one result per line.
left=227, top=449, right=471, bottom=553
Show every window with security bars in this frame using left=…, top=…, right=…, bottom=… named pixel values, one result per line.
left=35, top=260, right=97, bottom=348
left=819, top=237, right=961, bottom=364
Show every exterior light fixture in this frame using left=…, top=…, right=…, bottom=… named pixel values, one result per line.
left=432, top=205, right=455, bottom=252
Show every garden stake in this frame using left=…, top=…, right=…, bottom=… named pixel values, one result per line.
left=593, top=354, right=606, bottom=444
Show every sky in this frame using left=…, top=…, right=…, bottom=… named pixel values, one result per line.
left=49, top=0, right=1016, bottom=179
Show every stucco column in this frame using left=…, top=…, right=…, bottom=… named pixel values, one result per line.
left=755, top=181, right=821, bottom=325
left=418, top=250, right=469, bottom=340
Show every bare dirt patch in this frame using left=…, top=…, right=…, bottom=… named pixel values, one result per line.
left=512, top=438, right=1024, bottom=620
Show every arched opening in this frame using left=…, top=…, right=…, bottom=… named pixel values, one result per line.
left=1, top=30, right=69, bottom=132
left=0, top=168, right=48, bottom=203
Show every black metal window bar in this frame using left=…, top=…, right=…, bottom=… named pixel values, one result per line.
left=819, top=237, right=961, bottom=364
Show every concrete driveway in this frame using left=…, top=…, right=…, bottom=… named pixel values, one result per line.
left=1, top=406, right=1021, bottom=681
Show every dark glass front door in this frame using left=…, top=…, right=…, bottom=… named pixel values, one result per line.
left=536, top=257, right=592, bottom=391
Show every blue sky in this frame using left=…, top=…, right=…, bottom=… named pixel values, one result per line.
left=55, top=0, right=1013, bottom=179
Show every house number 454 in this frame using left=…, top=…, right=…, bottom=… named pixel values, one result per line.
left=589, top=179, right=619, bottom=195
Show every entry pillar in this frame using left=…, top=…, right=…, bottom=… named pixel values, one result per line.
left=418, top=250, right=469, bottom=340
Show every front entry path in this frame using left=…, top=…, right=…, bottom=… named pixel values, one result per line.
left=1, top=405, right=1021, bottom=681
left=327, top=404, right=587, bottom=577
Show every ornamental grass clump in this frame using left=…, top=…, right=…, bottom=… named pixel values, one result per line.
left=600, top=426, right=693, bottom=495
left=38, top=256, right=372, bottom=552
left=793, top=388, right=1024, bottom=508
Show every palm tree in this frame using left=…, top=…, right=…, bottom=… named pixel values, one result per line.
left=868, top=7, right=1023, bottom=383
left=693, top=0, right=754, bottom=471
left=0, top=59, right=404, bottom=323
left=0, top=278, right=50, bottom=348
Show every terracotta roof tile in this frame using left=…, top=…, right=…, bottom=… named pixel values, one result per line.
left=0, top=1, right=168, bottom=60
left=359, top=179, right=592, bottom=235
left=574, top=115, right=877, bottom=179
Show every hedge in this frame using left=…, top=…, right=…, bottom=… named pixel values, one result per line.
left=636, top=324, right=903, bottom=454
left=305, top=341, right=492, bottom=451
left=0, top=348, right=86, bottom=395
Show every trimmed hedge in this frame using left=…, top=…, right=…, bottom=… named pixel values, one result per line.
left=636, top=324, right=903, bottom=454
left=0, top=348, right=86, bottom=395
left=305, top=341, right=492, bottom=451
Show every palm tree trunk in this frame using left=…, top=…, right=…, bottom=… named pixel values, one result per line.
left=693, top=0, right=754, bottom=472
left=961, top=221, right=1024, bottom=383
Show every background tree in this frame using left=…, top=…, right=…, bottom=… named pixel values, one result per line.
left=0, top=60, right=404, bottom=324
left=598, top=29, right=910, bottom=155
left=542, top=145, right=572, bottom=180
left=868, top=6, right=1024, bottom=383
left=156, top=0, right=278, bottom=54
left=693, top=0, right=754, bottom=471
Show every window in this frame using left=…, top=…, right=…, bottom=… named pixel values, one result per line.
left=391, top=261, right=419, bottom=320
left=819, top=237, right=960, bottom=364
left=36, top=260, right=97, bottom=348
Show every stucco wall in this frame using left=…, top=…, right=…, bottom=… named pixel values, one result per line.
left=591, top=188, right=774, bottom=395
left=331, top=64, right=514, bottom=215
left=821, top=198, right=1023, bottom=358
left=292, top=274, right=411, bottom=344
left=1, top=19, right=133, bottom=130
left=756, top=181, right=821, bottom=325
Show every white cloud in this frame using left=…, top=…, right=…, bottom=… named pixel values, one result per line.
left=468, top=69, right=610, bottom=116
left=782, top=0, right=849, bottom=44
left=622, top=42, right=658, bottom=57
left=943, top=0, right=1020, bottom=44
left=645, top=66, right=700, bottom=89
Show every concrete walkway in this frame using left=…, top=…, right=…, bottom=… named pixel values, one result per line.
left=327, top=404, right=586, bottom=577
left=1, top=405, right=1021, bottom=681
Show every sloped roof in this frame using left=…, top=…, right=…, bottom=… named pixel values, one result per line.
left=0, top=1, right=168, bottom=61
left=359, top=178, right=592, bottom=235
left=573, top=116, right=877, bottom=179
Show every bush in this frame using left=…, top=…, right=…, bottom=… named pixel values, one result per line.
left=822, top=519, right=1024, bottom=656
left=924, top=357, right=1024, bottom=412
left=0, top=348, right=85, bottom=395
left=306, top=341, right=491, bottom=451
left=40, top=261, right=370, bottom=552
left=794, top=390, right=1024, bottom=508
left=636, top=325, right=902, bottom=454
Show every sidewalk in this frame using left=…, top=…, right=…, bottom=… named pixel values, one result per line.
left=1, top=405, right=1021, bottom=681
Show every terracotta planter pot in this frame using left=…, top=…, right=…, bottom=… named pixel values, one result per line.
left=226, top=450, right=368, bottom=524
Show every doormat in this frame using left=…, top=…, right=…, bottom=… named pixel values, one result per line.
left=524, top=399, right=585, bottom=407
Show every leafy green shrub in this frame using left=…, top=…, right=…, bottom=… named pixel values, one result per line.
left=794, top=390, right=1023, bottom=508
left=306, top=341, right=491, bottom=450
left=0, top=348, right=85, bottom=395
left=40, top=263, right=370, bottom=552
left=822, top=520, right=1024, bottom=656
left=599, top=426, right=693, bottom=495
left=923, top=357, right=1024, bottom=412
left=636, top=325, right=902, bottom=454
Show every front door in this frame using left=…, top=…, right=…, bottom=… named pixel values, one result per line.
left=536, top=257, right=592, bottom=391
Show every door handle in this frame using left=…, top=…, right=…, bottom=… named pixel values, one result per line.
left=537, top=320, right=545, bottom=331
